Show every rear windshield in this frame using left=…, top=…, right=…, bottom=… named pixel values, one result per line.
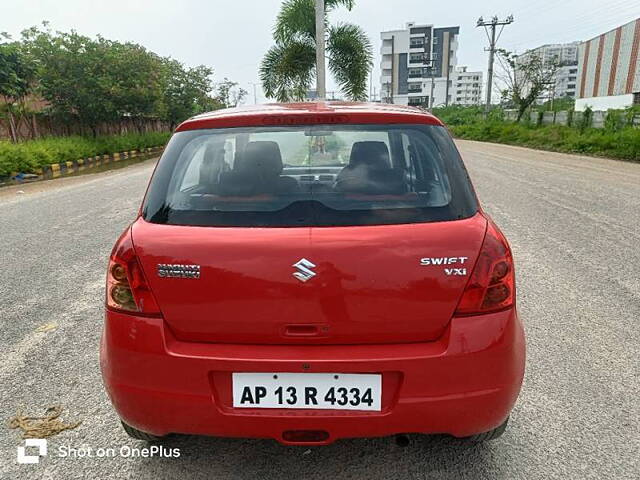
left=142, top=124, right=477, bottom=227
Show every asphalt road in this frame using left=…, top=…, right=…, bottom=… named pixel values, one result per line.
left=1, top=140, right=638, bottom=479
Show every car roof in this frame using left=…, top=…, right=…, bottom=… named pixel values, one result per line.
left=175, top=101, right=444, bottom=132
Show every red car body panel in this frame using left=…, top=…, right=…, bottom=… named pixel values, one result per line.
left=101, top=306, right=524, bottom=443
left=100, top=102, right=525, bottom=444
left=174, top=102, right=444, bottom=132
left=131, top=213, right=487, bottom=345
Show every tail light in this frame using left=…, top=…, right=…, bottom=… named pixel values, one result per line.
left=455, top=220, right=515, bottom=316
left=106, top=228, right=160, bottom=316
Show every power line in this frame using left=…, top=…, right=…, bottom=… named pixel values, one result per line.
left=504, top=0, right=639, bottom=49
left=558, top=0, right=637, bottom=24
left=509, top=0, right=581, bottom=19
left=554, top=10, right=640, bottom=39
left=504, top=11, right=639, bottom=53
left=477, top=15, right=515, bottom=109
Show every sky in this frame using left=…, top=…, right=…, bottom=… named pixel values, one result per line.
left=4, top=0, right=640, bottom=102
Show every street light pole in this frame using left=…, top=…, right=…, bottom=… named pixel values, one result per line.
left=249, top=82, right=258, bottom=104
left=315, top=0, right=326, bottom=100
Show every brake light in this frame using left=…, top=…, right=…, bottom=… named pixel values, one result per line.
left=455, top=220, right=515, bottom=316
left=106, top=229, right=160, bottom=315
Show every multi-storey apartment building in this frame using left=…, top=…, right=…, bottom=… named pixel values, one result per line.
left=576, top=18, right=640, bottom=111
left=517, top=42, right=580, bottom=101
left=452, top=67, right=483, bottom=106
left=380, top=22, right=459, bottom=107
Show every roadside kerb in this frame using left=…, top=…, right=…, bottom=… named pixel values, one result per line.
left=35, top=146, right=164, bottom=180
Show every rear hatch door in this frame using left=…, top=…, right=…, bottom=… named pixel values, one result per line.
left=132, top=213, right=486, bottom=344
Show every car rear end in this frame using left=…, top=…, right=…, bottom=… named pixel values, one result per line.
left=100, top=104, right=525, bottom=445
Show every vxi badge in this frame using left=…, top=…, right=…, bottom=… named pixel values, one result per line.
left=292, top=258, right=317, bottom=282
left=420, top=256, right=469, bottom=276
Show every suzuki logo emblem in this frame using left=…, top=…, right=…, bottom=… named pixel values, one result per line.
left=293, top=258, right=316, bottom=283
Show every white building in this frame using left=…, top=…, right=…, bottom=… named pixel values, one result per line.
left=306, top=89, right=343, bottom=101
left=452, top=67, right=483, bottom=106
left=517, top=42, right=580, bottom=102
left=380, top=22, right=459, bottom=107
left=576, top=18, right=640, bottom=111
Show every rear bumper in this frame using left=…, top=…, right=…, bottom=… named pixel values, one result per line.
left=100, top=308, right=525, bottom=444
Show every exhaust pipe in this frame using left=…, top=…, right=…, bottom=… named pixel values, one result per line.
left=395, top=434, right=410, bottom=447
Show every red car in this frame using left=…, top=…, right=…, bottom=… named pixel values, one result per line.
left=100, top=102, right=525, bottom=445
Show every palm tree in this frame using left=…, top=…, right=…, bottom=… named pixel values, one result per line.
left=260, top=0, right=372, bottom=102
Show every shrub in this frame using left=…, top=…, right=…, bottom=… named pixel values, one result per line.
left=0, top=131, right=170, bottom=177
left=451, top=121, right=639, bottom=161
left=604, top=110, right=626, bottom=132
left=432, top=105, right=484, bottom=126
left=578, top=107, right=593, bottom=132
left=440, top=105, right=638, bottom=162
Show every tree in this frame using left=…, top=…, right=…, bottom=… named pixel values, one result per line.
left=214, top=78, right=248, bottom=108
left=260, top=0, right=372, bottom=102
left=496, top=49, right=559, bottom=122
left=0, top=35, right=37, bottom=142
left=160, top=59, right=216, bottom=129
left=21, top=26, right=166, bottom=136
left=22, top=27, right=118, bottom=135
left=108, top=41, right=165, bottom=133
left=7, top=24, right=235, bottom=137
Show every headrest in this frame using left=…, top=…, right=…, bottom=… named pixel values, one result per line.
left=241, top=141, right=283, bottom=177
left=349, top=141, right=391, bottom=170
left=199, top=142, right=225, bottom=185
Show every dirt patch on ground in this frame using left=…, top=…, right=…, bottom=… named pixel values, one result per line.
left=9, top=406, right=81, bottom=439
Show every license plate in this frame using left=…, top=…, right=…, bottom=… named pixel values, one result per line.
left=232, top=373, right=382, bottom=411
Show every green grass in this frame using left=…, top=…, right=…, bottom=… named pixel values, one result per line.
left=431, top=106, right=639, bottom=162
left=0, top=131, right=171, bottom=177
left=448, top=122, right=640, bottom=161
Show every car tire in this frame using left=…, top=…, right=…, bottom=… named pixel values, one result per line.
left=462, top=417, right=509, bottom=443
left=121, top=421, right=165, bottom=441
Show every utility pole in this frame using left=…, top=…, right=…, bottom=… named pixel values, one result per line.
left=430, top=75, right=435, bottom=110
left=477, top=15, right=514, bottom=110
left=315, top=0, right=326, bottom=100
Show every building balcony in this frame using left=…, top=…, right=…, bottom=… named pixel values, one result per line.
left=408, top=97, right=429, bottom=106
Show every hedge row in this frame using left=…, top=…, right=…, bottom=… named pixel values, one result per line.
left=449, top=122, right=640, bottom=161
left=0, top=131, right=171, bottom=177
